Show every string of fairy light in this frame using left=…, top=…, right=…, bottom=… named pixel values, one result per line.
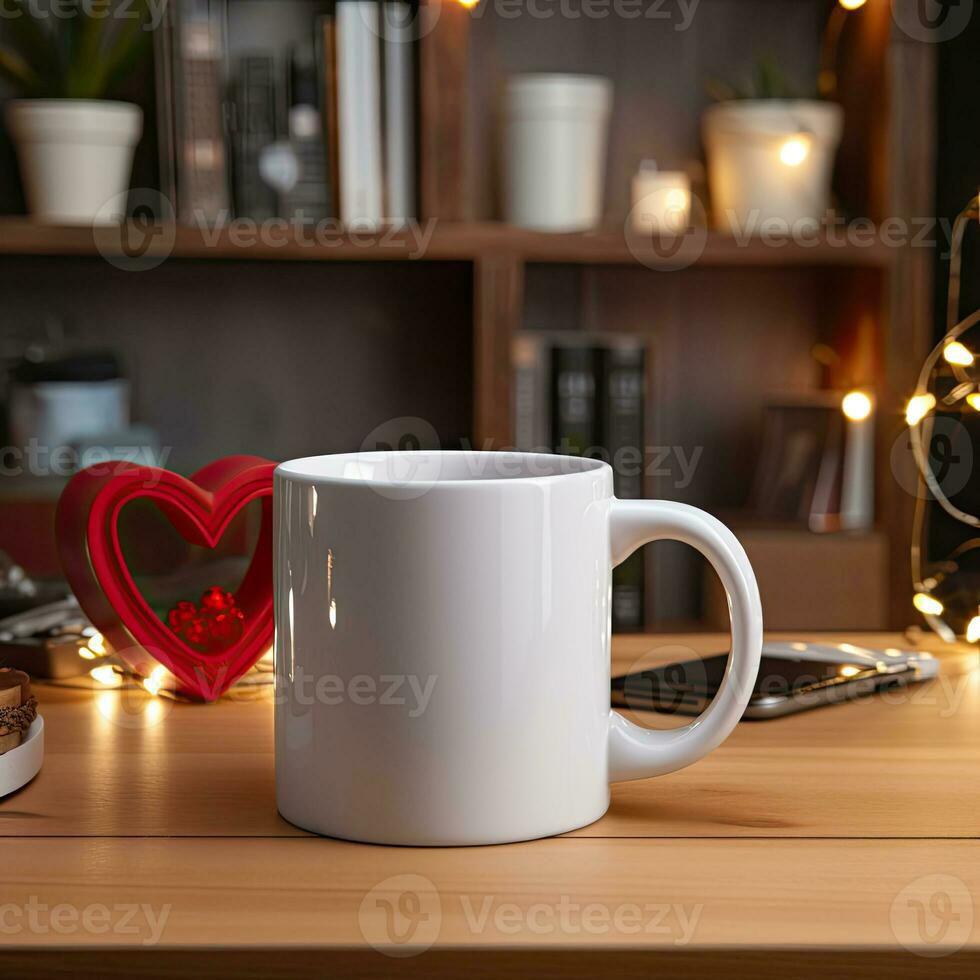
left=906, top=194, right=980, bottom=643
left=76, top=631, right=178, bottom=697
left=76, top=631, right=273, bottom=699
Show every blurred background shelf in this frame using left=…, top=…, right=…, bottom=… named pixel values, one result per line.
left=0, top=219, right=896, bottom=268
left=0, top=0, right=940, bottom=634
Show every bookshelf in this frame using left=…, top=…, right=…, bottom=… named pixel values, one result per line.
left=0, top=218, right=896, bottom=266
left=0, top=0, right=935, bottom=630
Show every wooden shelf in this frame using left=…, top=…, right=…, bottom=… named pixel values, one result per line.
left=0, top=218, right=894, bottom=268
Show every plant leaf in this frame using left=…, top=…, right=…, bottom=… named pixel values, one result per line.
left=0, top=0, right=60, bottom=95
left=64, top=0, right=152, bottom=99
left=63, top=0, right=114, bottom=97
left=100, top=1, right=153, bottom=96
left=0, top=46, right=41, bottom=95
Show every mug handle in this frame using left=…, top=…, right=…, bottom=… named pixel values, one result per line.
left=607, top=499, right=763, bottom=782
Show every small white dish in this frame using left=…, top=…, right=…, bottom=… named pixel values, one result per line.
left=0, top=715, right=44, bottom=798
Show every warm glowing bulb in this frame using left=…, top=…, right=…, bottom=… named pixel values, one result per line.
left=913, top=592, right=944, bottom=617
left=944, top=341, right=975, bottom=366
left=967, top=394, right=980, bottom=411
left=967, top=615, right=980, bottom=643
left=905, top=393, right=935, bottom=426
left=457, top=0, right=480, bottom=7
left=143, top=664, right=170, bottom=697
left=841, top=390, right=873, bottom=421
left=90, top=665, right=122, bottom=688
left=779, top=136, right=810, bottom=167
left=838, top=0, right=866, bottom=9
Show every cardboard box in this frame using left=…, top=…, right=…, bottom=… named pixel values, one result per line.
left=703, top=528, right=889, bottom=631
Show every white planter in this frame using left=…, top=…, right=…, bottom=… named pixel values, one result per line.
left=5, top=99, right=142, bottom=224
left=503, top=74, right=613, bottom=233
left=702, top=100, right=843, bottom=234
left=9, top=379, right=130, bottom=451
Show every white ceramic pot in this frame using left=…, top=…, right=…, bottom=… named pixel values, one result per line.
left=5, top=99, right=142, bottom=224
left=702, top=99, right=843, bottom=233
left=274, top=451, right=762, bottom=845
left=9, top=379, right=130, bottom=451
left=503, top=74, right=613, bottom=233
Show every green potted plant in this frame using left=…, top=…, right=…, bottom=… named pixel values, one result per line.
left=702, top=57, right=843, bottom=234
left=0, top=0, right=152, bottom=223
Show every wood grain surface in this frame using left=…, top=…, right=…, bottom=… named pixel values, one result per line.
left=0, top=632, right=977, bottom=977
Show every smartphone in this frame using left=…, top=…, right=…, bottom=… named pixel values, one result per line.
left=611, top=652, right=919, bottom=720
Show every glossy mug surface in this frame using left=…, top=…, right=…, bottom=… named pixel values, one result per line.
left=274, top=451, right=762, bottom=846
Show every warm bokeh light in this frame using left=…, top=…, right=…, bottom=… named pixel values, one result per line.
left=90, top=664, right=122, bottom=688
left=839, top=665, right=862, bottom=678
left=85, top=632, right=107, bottom=656
left=838, top=0, right=867, bottom=10
left=967, top=393, right=980, bottom=411
left=967, top=615, right=980, bottom=643
left=913, top=592, right=944, bottom=617
left=457, top=0, right=480, bottom=7
left=905, top=393, right=936, bottom=426
left=943, top=341, right=975, bottom=366
left=779, top=136, right=810, bottom=167
left=143, top=664, right=171, bottom=697
left=841, top=390, right=873, bottom=421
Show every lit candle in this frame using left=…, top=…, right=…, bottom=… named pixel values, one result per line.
left=631, top=161, right=691, bottom=235
left=840, top=390, right=874, bottom=531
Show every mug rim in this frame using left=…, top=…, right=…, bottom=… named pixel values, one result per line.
left=275, top=450, right=612, bottom=488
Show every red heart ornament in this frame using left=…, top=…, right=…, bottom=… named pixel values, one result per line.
left=56, top=455, right=276, bottom=701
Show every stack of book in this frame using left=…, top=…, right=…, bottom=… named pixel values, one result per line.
left=156, top=0, right=416, bottom=227
left=513, top=333, right=649, bottom=632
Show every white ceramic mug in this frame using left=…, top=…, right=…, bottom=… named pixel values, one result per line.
left=274, top=451, right=762, bottom=846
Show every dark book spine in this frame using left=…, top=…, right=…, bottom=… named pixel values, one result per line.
left=232, top=55, right=278, bottom=221
left=173, top=1, right=230, bottom=224
left=551, top=345, right=597, bottom=458
left=599, top=344, right=646, bottom=632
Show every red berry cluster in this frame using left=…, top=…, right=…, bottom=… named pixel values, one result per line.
left=167, top=586, right=245, bottom=653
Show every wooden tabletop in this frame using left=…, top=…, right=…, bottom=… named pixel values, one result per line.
left=1, top=632, right=978, bottom=978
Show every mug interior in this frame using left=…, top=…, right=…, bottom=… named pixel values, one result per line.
left=277, top=451, right=607, bottom=485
